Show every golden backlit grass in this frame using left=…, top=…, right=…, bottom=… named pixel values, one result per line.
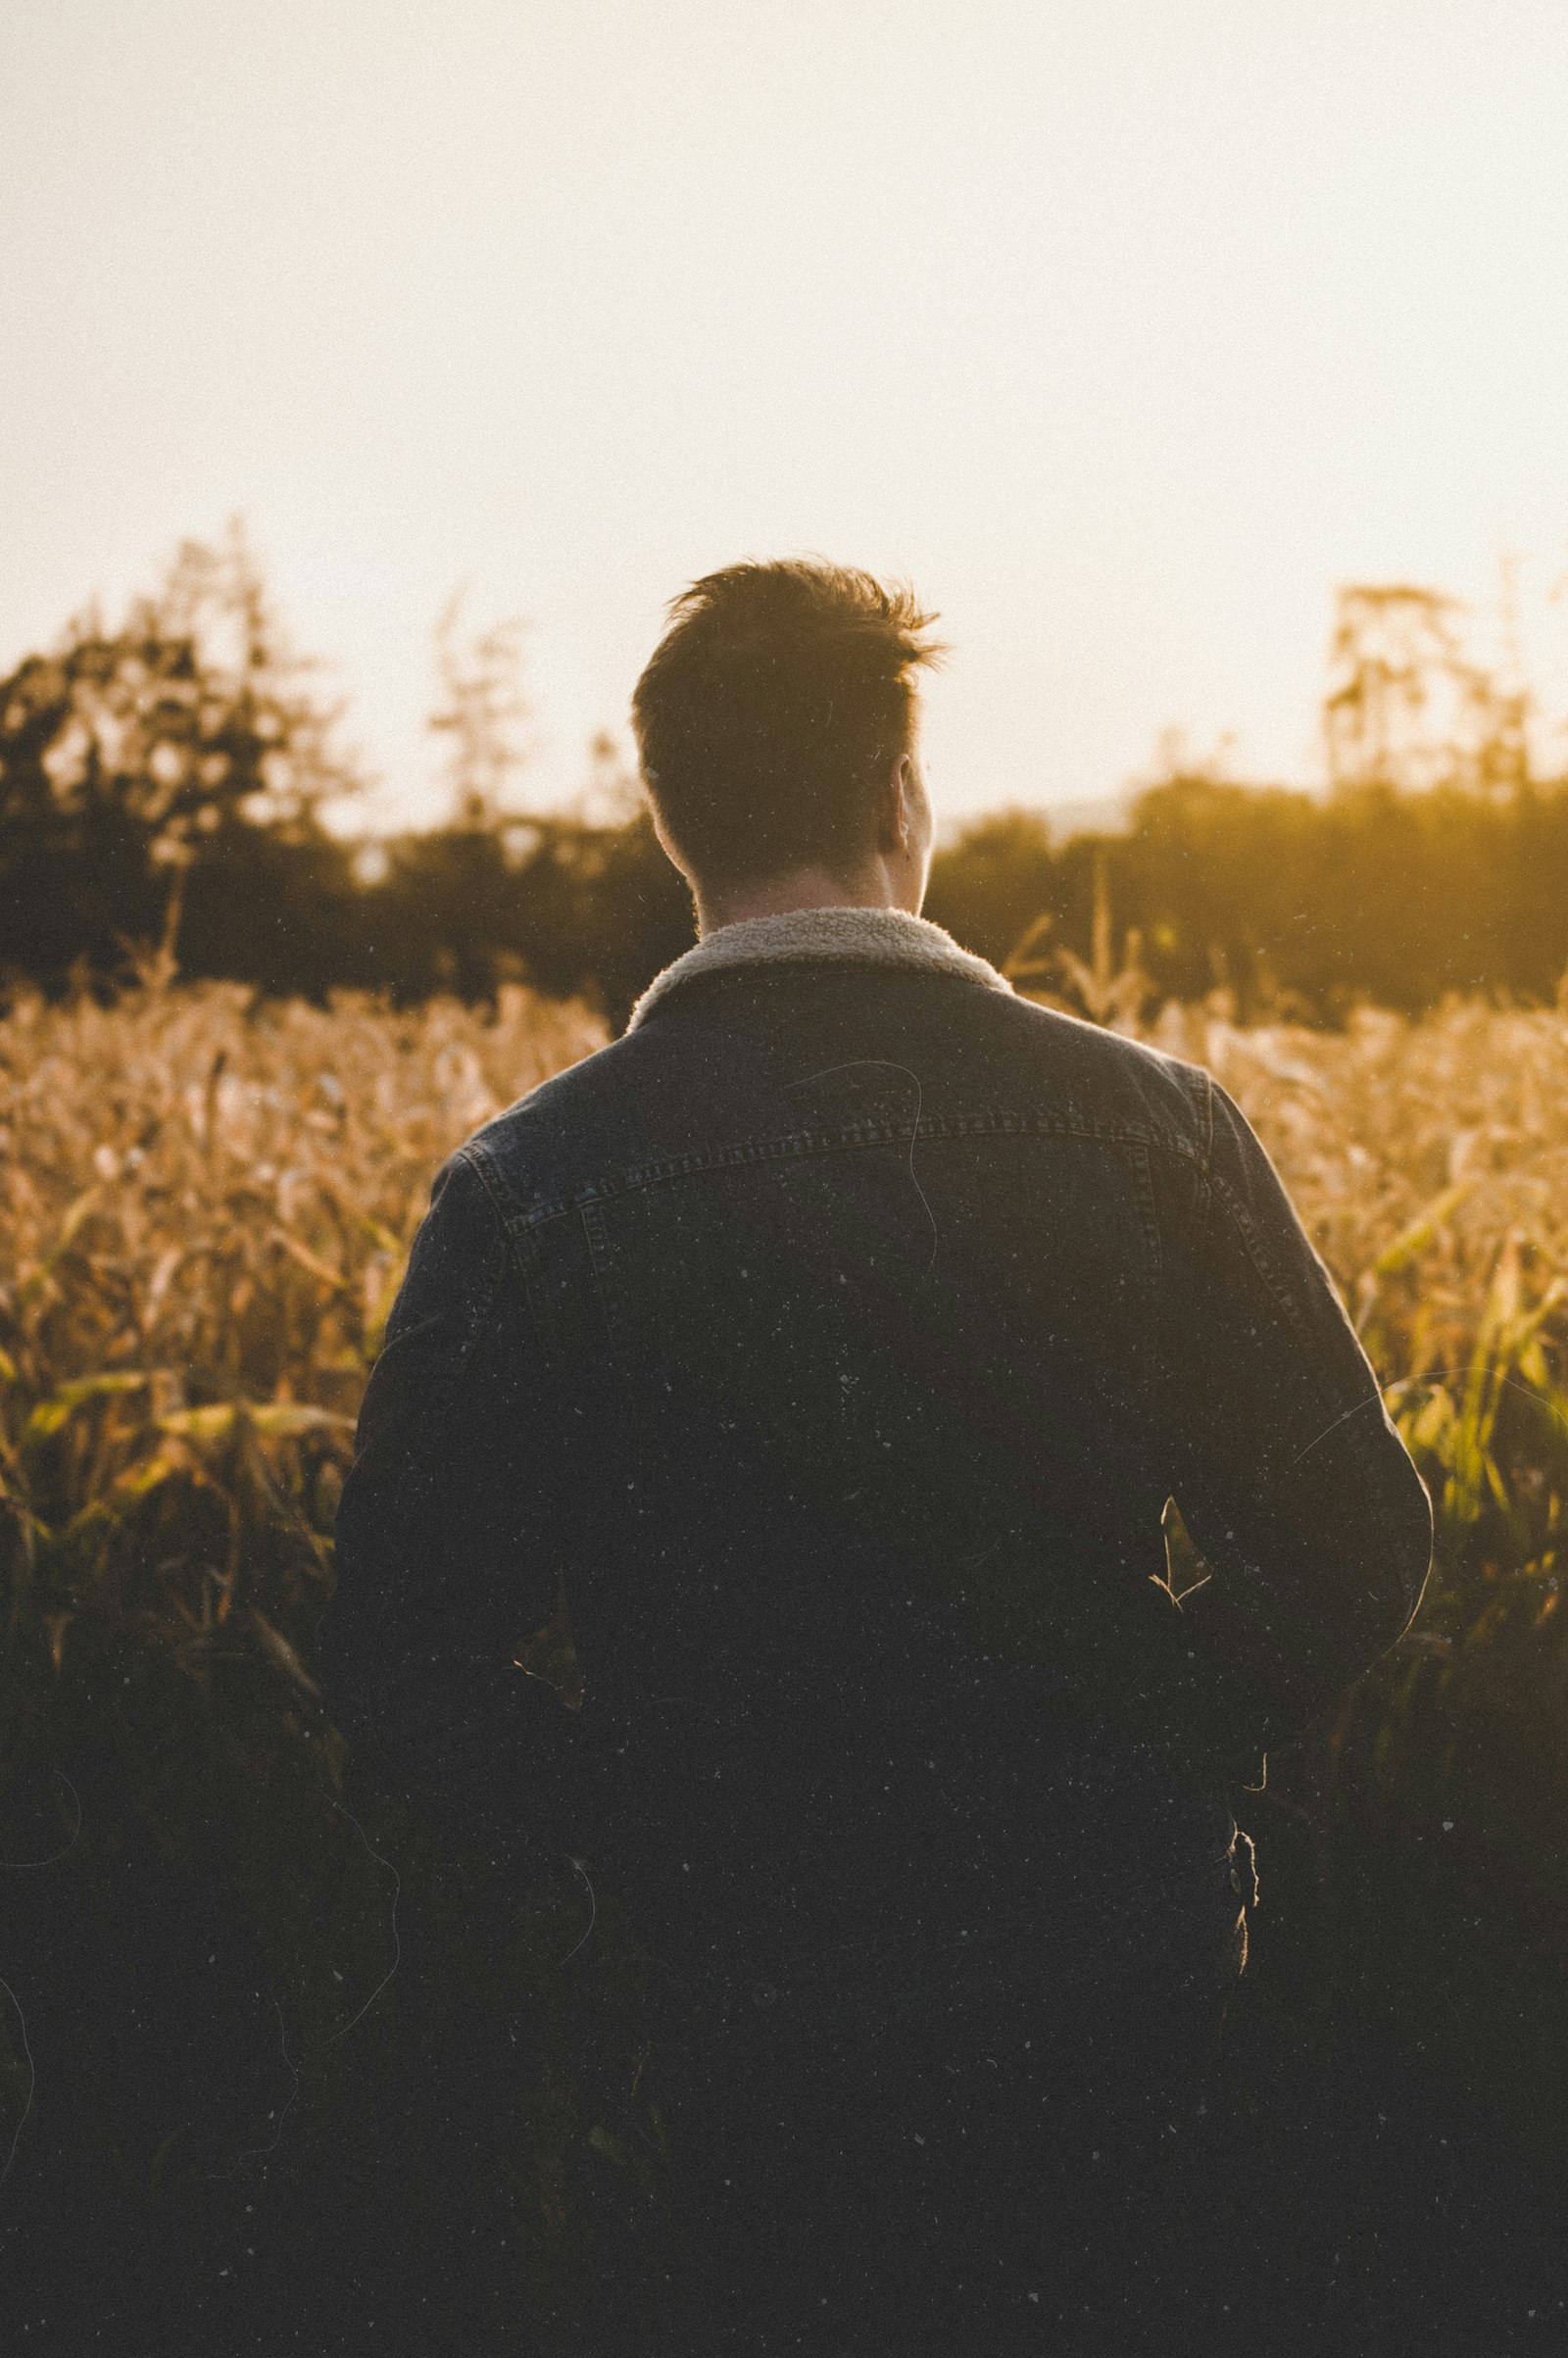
left=2, top=974, right=1565, bottom=1737
left=1, top=972, right=1566, bottom=2215
left=1152, top=994, right=1568, bottom=1573
left=0, top=978, right=602, bottom=1705
left=0, top=975, right=610, bottom=2274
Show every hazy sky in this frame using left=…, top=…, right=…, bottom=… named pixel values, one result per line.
left=6, top=0, right=1568, bottom=833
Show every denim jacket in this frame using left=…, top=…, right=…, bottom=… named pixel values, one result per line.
left=317, top=908, right=1432, bottom=1985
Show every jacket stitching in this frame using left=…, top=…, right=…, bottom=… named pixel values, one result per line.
left=453, top=1140, right=547, bottom=1338
left=578, top=1198, right=621, bottom=1355
left=484, top=1110, right=1204, bottom=1233
left=457, top=1140, right=514, bottom=1240
left=1125, top=1137, right=1162, bottom=1299
left=1201, top=1161, right=1330, bottom=1387
left=423, top=1148, right=510, bottom=1356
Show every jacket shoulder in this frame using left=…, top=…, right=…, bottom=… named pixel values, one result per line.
left=971, top=991, right=1210, bottom=1152
left=457, top=981, right=1213, bottom=1217
left=457, top=1026, right=668, bottom=1215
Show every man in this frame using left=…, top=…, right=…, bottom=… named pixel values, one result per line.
left=318, top=561, right=1432, bottom=2351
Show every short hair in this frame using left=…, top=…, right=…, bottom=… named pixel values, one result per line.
left=630, top=559, right=945, bottom=889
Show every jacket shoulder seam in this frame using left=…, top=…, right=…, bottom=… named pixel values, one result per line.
left=448, top=1142, right=528, bottom=1311
left=457, top=1137, right=523, bottom=1234
left=487, top=1106, right=1204, bottom=1231
left=1200, top=1157, right=1348, bottom=1419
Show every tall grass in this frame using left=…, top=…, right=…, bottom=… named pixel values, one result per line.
left=1157, top=997, right=1568, bottom=2167
left=0, top=975, right=599, bottom=1728
left=2, top=970, right=1566, bottom=2325
left=0, top=976, right=609, bottom=2332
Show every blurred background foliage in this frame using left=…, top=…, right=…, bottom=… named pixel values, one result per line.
left=7, top=533, right=1568, bottom=1033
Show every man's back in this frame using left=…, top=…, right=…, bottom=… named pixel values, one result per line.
left=318, top=910, right=1430, bottom=2348
left=318, top=558, right=1431, bottom=2347
left=324, top=912, right=1426, bottom=1906
left=454, top=924, right=1246, bottom=1981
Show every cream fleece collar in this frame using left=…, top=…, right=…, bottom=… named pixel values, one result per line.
left=627, top=905, right=1014, bottom=1030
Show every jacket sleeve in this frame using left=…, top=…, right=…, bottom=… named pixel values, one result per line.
left=1146, top=1071, right=1433, bottom=1769
left=315, top=1148, right=584, bottom=1871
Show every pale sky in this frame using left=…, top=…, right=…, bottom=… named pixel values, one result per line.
left=6, top=0, right=1568, bottom=835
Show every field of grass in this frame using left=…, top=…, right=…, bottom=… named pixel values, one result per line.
left=0, top=977, right=600, bottom=1719
left=2, top=972, right=1566, bottom=2330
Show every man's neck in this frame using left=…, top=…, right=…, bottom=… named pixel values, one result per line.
left=696, top=862, right=912, bottom=940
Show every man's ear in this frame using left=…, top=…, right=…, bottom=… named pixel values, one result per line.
left=649, top=804, right=692, bottom=879
left=873, top=755, right=912, bottom=853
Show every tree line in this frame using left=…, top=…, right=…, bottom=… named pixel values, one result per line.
left=5, top=531, right=1567, bottom=1030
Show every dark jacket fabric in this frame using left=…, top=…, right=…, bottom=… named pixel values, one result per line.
left=316, top=913, right=1432, bottom=2007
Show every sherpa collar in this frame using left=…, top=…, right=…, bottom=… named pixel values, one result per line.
left=626, top=905, right=1014, bottom=1030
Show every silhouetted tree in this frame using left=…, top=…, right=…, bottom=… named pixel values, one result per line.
left=428, top=593, right=532, bottom=831
left=1324, top=580, right=1533, bottom=799
left=0, top=520, right=364, bottom=992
